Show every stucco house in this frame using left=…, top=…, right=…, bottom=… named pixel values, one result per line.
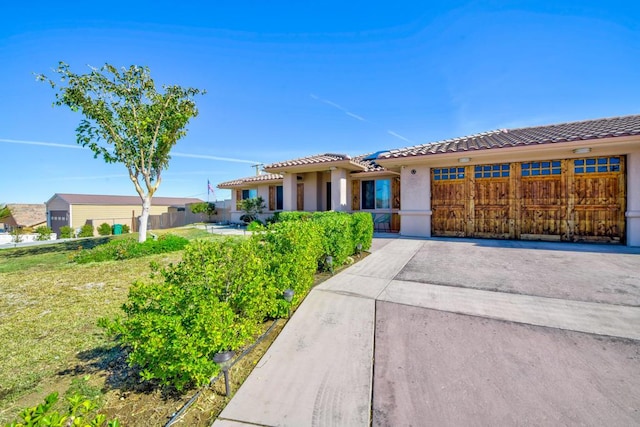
left=219, top=114, right=640, bottom=247
left=218, top=153, right=401, bottom=231
left=45, top=193, right=204, bottom=235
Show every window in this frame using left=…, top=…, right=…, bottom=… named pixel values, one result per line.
left=276, top=186, right=283, bottom=210
left=522, top=160, right=561, bottom=177
left=241, top=189, right=258, bottom=199
left=475, top=164, right=510, bottom=178
left=433, top=167, right=465, bottom=180
left=574, top=157, right=620, bottom=174
left=362, top=179, right=390, bottom=209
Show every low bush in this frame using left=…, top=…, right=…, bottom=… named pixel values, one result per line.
left=311, top=211, right=353, bottom=266
left=34, top=225, right=53, bottom=241
left=73, top=234, right=189, bottom=264
left=59, top=225, right=74, bottom=238
left=278, top=211, right=312, bottom=222
left=351, top=212, right=374, bottom=251
left=97, top=223, right=112, bottom=236
left=101, top=212, right=372, bottom=390
left=78, top=224, right=94, bottom=238
left=122, top=224, right=130, bottom=234
left=256, top=220, right=324, bottom=317
left=247, top=220, right=264, bottom=231
left=6, top=390, right=120, bottom=427
left=102, top=238, right=267, bottom=390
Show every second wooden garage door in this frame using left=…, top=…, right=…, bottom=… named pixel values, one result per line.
left=431, top=156, right=626, bottom=243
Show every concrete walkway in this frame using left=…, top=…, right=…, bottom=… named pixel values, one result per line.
left=214, top=237, right=640, bottom=426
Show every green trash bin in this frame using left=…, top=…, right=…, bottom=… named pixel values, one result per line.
left=113, top=224, right=123, bottom=235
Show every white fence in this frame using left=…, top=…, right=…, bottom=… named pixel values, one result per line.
left=0, top=233, right=57, bottom=245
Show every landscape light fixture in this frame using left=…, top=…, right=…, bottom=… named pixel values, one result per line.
left=213, top=350, right=234, bottom=397
left=573, top=147, right=592, bottom=154
left=356, top=243, right=363, bottom=256
left=325, top=255, right=334, bottom=275
left=283, top=289, right=294, bottom=318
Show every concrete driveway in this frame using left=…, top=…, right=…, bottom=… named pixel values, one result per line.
left=215, top=237, right=640, bottom=426
left=396, top=238, right=640, bottom=306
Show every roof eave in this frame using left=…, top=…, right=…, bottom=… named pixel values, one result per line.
left=376, top=135, right=640, bottom=167
left=264, top=159, right=367, bottom=174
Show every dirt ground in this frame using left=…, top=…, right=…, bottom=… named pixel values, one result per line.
left=372, top=301, right=640, bottom=426
left=395, top=239, right=640, bottom=306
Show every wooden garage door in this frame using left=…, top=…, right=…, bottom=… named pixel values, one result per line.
left=431, top=157, right=626, bottom=242
left=571, top=156, right=625, bottom=241
left=431, top=167, right=466, bottom=237
left=520, top=160, right=566, bottom=240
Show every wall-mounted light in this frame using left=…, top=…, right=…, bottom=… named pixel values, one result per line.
left=458, top=157, right=471, bottom=163
left=329, top=166, right=337, bottom=171
left=573, top=147, right=591, bottom=154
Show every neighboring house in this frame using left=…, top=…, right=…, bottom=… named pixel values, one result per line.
left=219, top=114, right=640, bottom=246
left=45, top=193, right=204, bottom=235
left=0, top=204, right=47, bottom=232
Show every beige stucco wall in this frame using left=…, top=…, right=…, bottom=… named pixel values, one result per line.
left=282, top=174, right=298, bottom=212
left=626, top=150, right=640, bottom=247
left=228, top=183, right=283, bottom=223
left=303, top=172, right=319, bottom=212
left=330, top=168, right=348, bottom=211
left=398, top=165, right=431, bottom=237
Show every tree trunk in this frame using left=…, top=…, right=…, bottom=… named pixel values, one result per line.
left=138, top=195, right=151, bottom=243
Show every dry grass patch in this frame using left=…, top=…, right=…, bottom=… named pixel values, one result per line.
left=0, top=251, right=182, bottom=420
left=0, top=230, right=367, bottom=425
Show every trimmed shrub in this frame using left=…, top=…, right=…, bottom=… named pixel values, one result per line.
left=351, top=212, right=374, bottom=251
left=78, top=224, right=94, bottom=238
left=265, top=211, right=281, bottom=224
left=247, top=220, right=264, bottom=231
left=122, top=224, right=130, bottom=234
left=97, top=222, right=112, bottom=236
left=59, top=225, right=74, bottom=238
left=239, top=197, right=265, bottom=223
left=255, top=220, right=324, bottom=317
left=35, top=226, right=53, bottom=241
left=278, top=211, right=312, bottom=222
left=311, top=211, right=353, bottom=266
left=102, top=238, right=268, bottom=390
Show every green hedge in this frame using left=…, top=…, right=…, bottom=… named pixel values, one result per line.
left=351, top=212, right=374, bottom=251
left=101, top=212, right=372, bottom=390
left=278, top=211, right=312, bottom=222
left=311, top=211, right=353, bottom=266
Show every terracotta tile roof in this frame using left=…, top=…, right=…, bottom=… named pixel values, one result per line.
left=5, top=204, right=47, bottom=227
left=380, top=114, right=640, bottom=159
left=50, top=194, right=203, bottom=206
left=217, top=173, right=283, bottom=188
left=264, top=153, right=370, bottom=170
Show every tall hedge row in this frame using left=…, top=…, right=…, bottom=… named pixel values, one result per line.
left=102, top=212, right=373, bottom=390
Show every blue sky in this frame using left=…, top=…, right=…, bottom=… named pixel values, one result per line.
left=2, top=1, right=639, bottom=204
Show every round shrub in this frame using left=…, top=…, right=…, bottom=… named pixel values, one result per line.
left=97, top=222, right=112, bottom=236
left=35, top=225, right=53, bottom=241
left=78, top=224, right=94, bottom=238
left=59, top=225, right=74, bottom=238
